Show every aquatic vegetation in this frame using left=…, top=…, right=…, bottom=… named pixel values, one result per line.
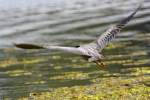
left=0, top=57, right=45, bottom=68
left=0, top=58, right=18, bottom=68
left=1, top=41, right=150, bottom=100
left=6, top=69, right=32, bottom=77
left=18, top=77, right=150, bottom=100
left=0, top=0, right=150, bottom=99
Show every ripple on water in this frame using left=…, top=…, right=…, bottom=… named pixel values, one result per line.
left=0, top=0, right=150, bottom=99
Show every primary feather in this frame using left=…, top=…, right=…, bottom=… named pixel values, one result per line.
left=80, top=3, right=142, bottom=52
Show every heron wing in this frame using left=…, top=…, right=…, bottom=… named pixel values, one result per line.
left=14, top=43, right=83, bottom=55
left=82, top=3, right=141, bottom=52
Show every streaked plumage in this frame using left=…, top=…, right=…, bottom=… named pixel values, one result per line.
left=14, top=3, right=142, bottom=68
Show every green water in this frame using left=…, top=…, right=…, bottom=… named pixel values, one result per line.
left=0, top=33, right=150, bottom=99
left=0, top=0, right=150, bottom=99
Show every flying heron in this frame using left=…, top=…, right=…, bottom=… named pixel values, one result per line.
left=14, top=4, right=142, bottom=68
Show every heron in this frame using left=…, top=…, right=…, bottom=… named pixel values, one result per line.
left=14, top=3, right=142, bottom=68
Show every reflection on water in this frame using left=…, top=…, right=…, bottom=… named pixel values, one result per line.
left=0, top=0, right=150, bottom=99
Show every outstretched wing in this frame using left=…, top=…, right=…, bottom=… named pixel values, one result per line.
left=82, top=3, right=142, bottom=52
left=14, top=43, right=83, bottom=55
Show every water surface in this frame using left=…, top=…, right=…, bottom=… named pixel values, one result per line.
left=0, top=0, right=150, bottom=99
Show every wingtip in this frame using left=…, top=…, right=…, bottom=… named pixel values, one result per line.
left=118, top=1, right=143, bottom=27
left=14, top=43, right=44, bottom=49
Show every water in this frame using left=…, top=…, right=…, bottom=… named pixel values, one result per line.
left=0, top=0, right=150, bottom=99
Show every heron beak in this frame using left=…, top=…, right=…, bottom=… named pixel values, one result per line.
left=95, top=60, right=106, bottom=68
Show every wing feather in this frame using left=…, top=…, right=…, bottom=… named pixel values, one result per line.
left=96, top=3, right=142, bottom=51
left=14, top=43, right=83, bottom=55
left=82, top=3, right=142, bottom=52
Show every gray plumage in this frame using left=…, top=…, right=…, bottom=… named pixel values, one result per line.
left=14, top=3, right=142, bottom=67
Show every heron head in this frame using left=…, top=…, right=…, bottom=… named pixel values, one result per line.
left=88, top=54, right=105, bottom=68
left=82, top=54, right=105, bottom=68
